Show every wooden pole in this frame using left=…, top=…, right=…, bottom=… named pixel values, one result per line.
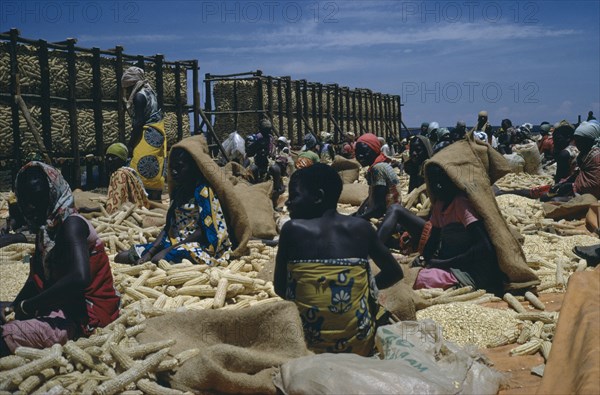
left=257, top=73, right=264, bottom=127
left=233, top=79, right=238, bottom=131
left=345, top=87, right=351, bottom=134
left=15, top=95, right=52, bottom=165
left=277, top=78, right=284, bottom=136
left=192, top=60, right=200, bottom=134
left=66, top=38, right=80, bottom=187
left=267, top=76, right=274, bottom=124
left=8, top=29, right=22, bottom=179
left=311, top=83, right=317, bottom=134
left=318, top=83, right=324, bottom=132
left=154, top=54, right=164, bottom=111
left=352, top=90, right=357, bottom=135
left=333, top=84, right=339, bottom=141
left=285, top=77, right=293, bottom=142
left=38, top=39, right=53, bottom=154
left=91, top=47, right=104, bottom=184
left=326, top=85, right=332, bottom=135
left=198, top=106, right=228, bottom=161
left=115, top=46, right=125, bottom=144
left=174, top=62, right=183, bottom=142
left=295, top=80, right=302, bottom=145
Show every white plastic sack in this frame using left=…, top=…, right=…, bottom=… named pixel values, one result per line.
left=503, top=153, right=525, bottom=174
left=219, top=131, right=246, bottom=164
left=274, top=320, right=504, bottom=395
left=513, top=142, right=541, bottom=174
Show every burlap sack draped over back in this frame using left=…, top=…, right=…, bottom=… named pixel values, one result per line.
left=424, top=134, right=539, bottom=288
left=536, top=267, right=600, bottom=394
left=168, top=135, right=251, bottom=256
left=136, top=301, right=312, bottom=394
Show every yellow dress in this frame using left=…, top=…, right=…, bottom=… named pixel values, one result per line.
left=130, top=119, right=166, bottom=193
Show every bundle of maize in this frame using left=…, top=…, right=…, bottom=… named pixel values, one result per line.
left=414, top=286, right=502, bottom=307
left=494, top=172, right=553, bottom=191
left=112, top=239, right=280, bottom=312
left=0, top=304, right=199, bottom=394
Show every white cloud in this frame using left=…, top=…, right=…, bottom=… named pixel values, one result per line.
left=78, top=34, right=183, bottom=44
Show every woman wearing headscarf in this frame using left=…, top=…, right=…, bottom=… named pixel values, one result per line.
left=104, top=143, right=150, bottom=214
left=353, top=133, right=401, bottom=220
left=121, top=66, right=166, bottom=201
left=551, top=121, right=600, bottom=199
left=404, top=135, right=433, bottom=192
left=0, top=162, right=119, bottom=355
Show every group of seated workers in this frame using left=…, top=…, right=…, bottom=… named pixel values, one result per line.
left=5, top=117, right=584, bottom=357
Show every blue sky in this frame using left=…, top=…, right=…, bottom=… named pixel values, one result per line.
left=2, top=0, right=599, bottom=128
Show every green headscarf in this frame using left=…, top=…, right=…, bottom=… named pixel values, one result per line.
left=106, top=143, right=128, bottom=161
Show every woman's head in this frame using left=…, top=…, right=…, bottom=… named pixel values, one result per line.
left=15, top=165, right=51, bottom=229
left=553, top=121, right=575, bottom=154
left=105, top=143, right=128, bottom=174
left=410, top=136, right=431, bottom=164
left=574, top=121, right=600, bottom=156
left=426, top=164, right=459, bottom=202
left=286, top=164, right=342, bottom=219
left=169, top=148, right=203, bottom=185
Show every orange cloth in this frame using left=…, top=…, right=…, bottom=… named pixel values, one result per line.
left=357, top=133, right=387, bottom=170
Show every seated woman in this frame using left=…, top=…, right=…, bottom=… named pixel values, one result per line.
left=378, top=164, right=505, bottom=296
left=496, top=121, right=578, bottom=200
left=115, top=147, right=232, bottom=265
left=403, top=135, right=433, bottom=193
left=274, top=164, right=403, bottom=356
left=0, top=162, right=120, bottom=355
left=104, top=143, right=150, bottom=214
left=550, top=121, right=600, bottom=200
left=354, top=133, right=402, bottom=220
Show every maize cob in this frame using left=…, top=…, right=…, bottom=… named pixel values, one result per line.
left=222, top=299, right=251, bottom=310
left=213, top=278, right=229, bottom=308
left=177, top=285, right=216, bottom=297
left=209, top=269, right=221, bottom=286
left=84, top=346, right=103, bottom=357
left=144, top=274, right=167, bottom=288
left=174, top=349, right=201, bottom=364
left=172, top=296, right=186, bottom=309
left=575, top=259, right=587, bottom=272
left=125, top=339, right=176, bottom=359
left=433, top=286, right=473, bottom=300
left=157, top=259, right=172, bottom=271
left=95, top=349, right=169, bottom=395
left=164, top=286, right=178, bottom=297
left=487, top=327, right=520, bottom=348
left=13, top=347, right=50, bottom=361
left=249, top=297, right=282, bottom=307
left=124, top=324, right=146, bottom=338
left=555, top=260, right=565, bottom=289
left=74, top=334, right=110, bottom=349
left=136, top=378, right=185, bottom=395
left=227, top=260, right=246, bottom=273
left=220, top=272, right=255, bottom=286
left=63, top=341, right=110, bottom=374
left=530, top=321, right=544, bottom=339
left=517, top=325, right=532, bottom=344
left=1, top=346, right=66, bottom=386
left=516, top=312, right=555, bottom=324
left=432, top=289, right=486, bottom=304
left=17, top=367, right=55, bottom=394
left=155, top=358, right=179, bottom=372
left=109, top=343, right=135, bottom=370
left=115, top=262, right=156, bottom=276
left=139, top=307, right=166, bottom=318
left=0, top=356, right=27, bottom=371
left=166, top=265, right=209, bottom=275
left=182, top=274, right=209, bottom=287
left=124, top=288, right=148, bottom=301
left=510, top=338, right=542, bottom=356
left=166, top=272, right=204, bottom=286
left=45, top=384, right=67, bottom=395
left=80, top=379, right=98, bottom=395
left=503, top=293, right=527, bottom=313
left=134, top=286, right=163, bottom=299
left=131, top=270, right=153, bottom=288
left=152, top=294, right=168, bottom=309
left=540, top=340, right=552, bottom=361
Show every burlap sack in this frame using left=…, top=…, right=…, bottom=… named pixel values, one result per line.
left=536, top=267, right=600, bottom=394
left=136, top=301, right=312, bottom=394
left=339, top=168, right=360, bottom=184
left=168, top=136, right=251, bottom=257
left=72, top=190, right=104, bottom=210
left=331, top=156, right=361, bottom=171
left=339, top=183, right=368, bottom=206
left=424, top=134, right=539, bottom=288
left=542, top=194, right=599, bottom=221
left=233, top=181, right=278, bottom=239
left=223, top=161, right=253, bottom=186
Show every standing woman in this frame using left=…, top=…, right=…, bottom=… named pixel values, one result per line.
left=0, top=162, right=119, bottom=355
left=121, top=66, right=166, bottom=201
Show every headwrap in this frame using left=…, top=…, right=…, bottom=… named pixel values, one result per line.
left=15, top=161, right=77, bottom=280
left=277, top=136, right=289, bottom=145
left=427, top=122, right=439, bottom=135
left=259, top=118, right=272, bottom=130
left=478, top=110, right=488, bottom=117
left=121, top=66, right=153, bottom=114
left=554, top=120, right=575, bottom=137
left=421, top=122, right=429, bottom=129
left=320, top=131, right=332, bottom=142
left=540, top=124, right=551, bottom=134
left=106, top=143, right=128, bottom=162
left=345, top=132, right=355, bottom=140
left=436, top=127, right=450, bottom=141
left=303, top=133, right=318, bottom=150
left=295, top=156, right=314, bottom=169
left=456, top=121, right=466, bottom=128
left=411, top=135, right=434, bottom=159
left=574, top=121, right=600, bottom=148
left=357, top=133, right=387, bottom=169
